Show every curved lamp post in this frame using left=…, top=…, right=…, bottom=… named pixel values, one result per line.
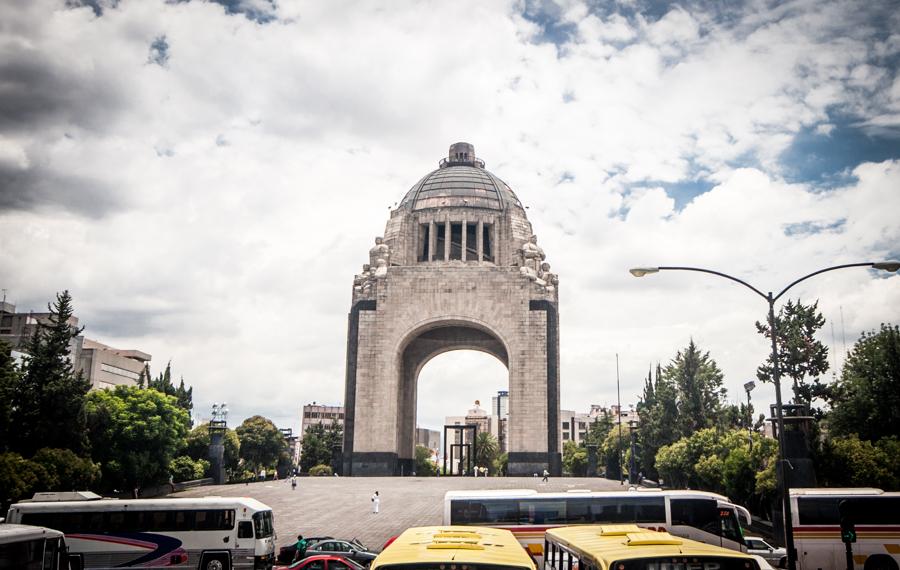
left=629, top=261, right=899, bottom=570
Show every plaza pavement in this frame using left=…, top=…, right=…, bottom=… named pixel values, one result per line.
left=177, top=476, right=626, bottom=554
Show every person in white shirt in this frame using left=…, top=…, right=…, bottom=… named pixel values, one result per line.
left=371, top=491, right=380, bottom=514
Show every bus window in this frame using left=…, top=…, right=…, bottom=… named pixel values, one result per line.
left=670, top=498, right=720, bottom=535
left=238, top=521, right=254, bottom=539
left=253, top=511, right=274, bottom=538
left=798, top=496, right=900, bottom=525
left=451, top=500, right=519, bottom=524
left=519, top=500, right=567, bottom=525
left=0, top=538, right=44, bottom=570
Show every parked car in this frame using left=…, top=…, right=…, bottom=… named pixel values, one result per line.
left=306, top=539, right=377, bottom=565
left=745, top=536, right=787, bottom=568
left=278, top=537, right=335, bottom=564
left=276, top=554, right=368, bottom=570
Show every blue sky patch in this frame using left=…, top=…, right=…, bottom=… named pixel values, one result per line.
left=779, top=120, right=900, bottom=186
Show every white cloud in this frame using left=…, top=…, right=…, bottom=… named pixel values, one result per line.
left=0, top=0, right=898, bottom=435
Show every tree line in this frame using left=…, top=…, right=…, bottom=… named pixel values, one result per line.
left=0, top=291, right=300, bottom=508
left=562, top=300, right=899, bottom=515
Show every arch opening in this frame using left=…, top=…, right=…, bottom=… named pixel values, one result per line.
left=397, top=324, right=509, bottom=474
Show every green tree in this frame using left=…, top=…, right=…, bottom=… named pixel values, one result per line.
left=655, top=428, right=779, bottom=509
left=184, top=423, right=240, bottom=477
left=562, top=440, right=588, bottom=476
left=493, top=452, right=508, bottom=476
left=664, top=340, right=726, bottom=436
left=474, top=432, right=499, bottom=474
left=146, top=361, right=193, bottom=415
left=0, top=452, right=50, bottom=507
left=11, top=291, right=91, bottom=456
left=826, top=324, right=900, bottom=441
left=31, top=448, right=101, bottom=491
left=85, top=385, right=190, bottom=491
left=0, top=339, right=20, bottom=451
left=816, top=435, right=899, bottom=489
left=414, top=445, right=438, bottom=476
left=169, top=456, right=209, bottom=482
left=756, top=299, right=829, bottom=406
left=636, top=364, right=679, bottom=479
left=298, top=421, right=341, bottom=473
left=237, top=416, right=287, bottom=473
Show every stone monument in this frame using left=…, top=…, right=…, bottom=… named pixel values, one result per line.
left=343, top=142, right=561, bottom=476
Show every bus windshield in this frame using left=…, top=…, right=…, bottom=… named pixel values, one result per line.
left=253, top=510, right=275, bottom=538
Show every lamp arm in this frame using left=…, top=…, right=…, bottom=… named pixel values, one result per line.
left=773, top=262, right=875, bottom=302
left=658, top=266, right=768, bottom=301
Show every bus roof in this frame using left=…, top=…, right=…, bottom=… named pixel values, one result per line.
left=0, top=523, right=65, bottom=544
left=445, top=489, right=734, bottom=503
left=371, top=526, right=536, bottom=570
left=546, top=525, right=757, bottom=567
left=9, top=496, right=272, bottom=513
left=790, top=488, right=884, bottom=496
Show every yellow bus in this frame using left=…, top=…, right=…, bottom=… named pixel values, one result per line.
left=371, top=526, right=537, bottom=570
left=544, top=524, right=761, bottom=570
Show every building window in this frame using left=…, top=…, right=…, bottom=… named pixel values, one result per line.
left=482, top=224, right=493, bottom=262
left=563, top=433, right=569, bottom=440
left=449, top=223, right=463, bottom=260
left=562, top=422, right=570, bottom=429
left=100, top=363, right=140, bottom=381
left=419, top=224, right=430, bottom=261
left=436, top=223, right=446, bottom=259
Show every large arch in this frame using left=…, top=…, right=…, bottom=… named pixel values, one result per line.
left=342, top=143, right=561, bottom=477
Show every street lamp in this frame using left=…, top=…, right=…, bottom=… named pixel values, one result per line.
left=209, top=402, right=229, bottom=485
left=629, top=261, right=899, bottom=570
left=744, top=381, right=756, bottom=451
left=628, top=418, right=638, bottom=485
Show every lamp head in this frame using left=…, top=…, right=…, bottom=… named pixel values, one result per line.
left=629, top=267, right=660, bottom=277
left=873, top=261, right=900, bottom=272
left=744, top=381, right=756, bottom=393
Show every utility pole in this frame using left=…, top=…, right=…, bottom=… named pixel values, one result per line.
left=616, top=353, right=623, bottom=485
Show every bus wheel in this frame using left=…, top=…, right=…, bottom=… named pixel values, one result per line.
left=201, top=554, right=230, bottom=570
left=864, top=555, right=899, bottom=570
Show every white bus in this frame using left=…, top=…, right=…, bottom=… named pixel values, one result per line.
left=0, top=523, right=72, bottom=570
left=6, top=493, right=276, bottom=570
left=443, top=489, right=751, bottom=562
left=791, top=488, right=900, bottom=570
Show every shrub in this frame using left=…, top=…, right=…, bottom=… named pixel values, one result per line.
left=0, top=452, right=50, bottom=507
left=169, top=456, right=209, bottom=482
left=308, top=464, right=333, bottom=476
left=31, top=448, right=101, bottom=491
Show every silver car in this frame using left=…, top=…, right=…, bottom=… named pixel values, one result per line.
left=745, top=536, right=787, bottom=568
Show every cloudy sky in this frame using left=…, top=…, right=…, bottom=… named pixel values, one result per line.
left=2, top=0, right=899, bottom=437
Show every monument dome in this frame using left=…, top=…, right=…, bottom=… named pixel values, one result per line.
left=366, top=142, right=547, bottom=275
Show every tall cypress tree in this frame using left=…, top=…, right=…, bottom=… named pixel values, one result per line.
left=663, top=339, right=726, bottom=436
left=11, top=291, right=91, bottom=456
left=0, top=339, right=21, bottom=451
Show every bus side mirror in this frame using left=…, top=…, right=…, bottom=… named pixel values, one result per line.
left=223, top=536, right=230, bottom=543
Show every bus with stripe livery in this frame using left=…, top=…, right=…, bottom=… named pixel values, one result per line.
left=6, top=493, right=276, bottom=570
left=790, top=488, right=900, bottom=570
left=443, top=490, right=751, bottom=563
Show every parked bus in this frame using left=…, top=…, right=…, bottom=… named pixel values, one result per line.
left=543, top=524, right=761, bottom=570
left=0, top=523, right=72, bottom=570
left=444, top=490, right=750, bottom=562
left=791, top=488, right=900, bottom=570
left=371, top=526, right=537, bottom=570
left=6, top=493, right=276, bottom=570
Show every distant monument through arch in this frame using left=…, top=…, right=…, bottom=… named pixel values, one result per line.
left=342, top=143, right=561, bottom=476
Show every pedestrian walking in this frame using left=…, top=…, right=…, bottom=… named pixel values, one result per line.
left=371, top=491, right=380, bottom=514
left=291, top=475, right=297, bottom=490
left=168, top=473, right=175, bottom=493
left=542, top=468, right=549, bottom=483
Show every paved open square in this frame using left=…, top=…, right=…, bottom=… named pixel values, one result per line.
left=177, top=476, right=625, bottom=553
